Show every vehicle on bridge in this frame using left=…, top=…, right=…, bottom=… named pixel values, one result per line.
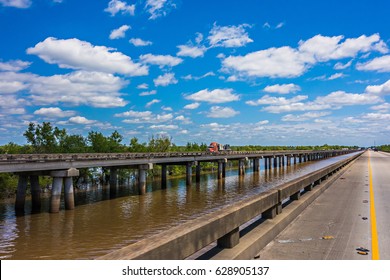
left=207, top=142, right=231, bottom=153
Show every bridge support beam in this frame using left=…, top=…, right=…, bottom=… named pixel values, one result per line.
left=253, top=158, right=260, bottom=172
left=238, top=159, right=245, bottom=176
left=273, top=157, right=277, bottom=168
left=186, top=162, right=194, bottom=186
left=218, top=159, right=227, bottom=179
left=30, top=175, right=41, bottom=212
left=287, top=156, right=291, bottom=166
left=50, top=168, right=79, bottom=213
left=138, top=164, right=152, bottom=195
left=264, top=157, right=268, bottom=170
left=196, top=163, right=201, bottom=183
left=15, top=174, right=28, bottom=213
left=109, top=168, right=118, bottom=187
left=64, top=177, right=74, bottom=210
left=161, top=164, right=167, bottom=189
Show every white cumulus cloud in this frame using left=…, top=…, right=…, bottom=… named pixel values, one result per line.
left=185, top=88, right=240, bottom=103
left=129, top=38, right=153, bottom=47
left=34, top=107, right=76, bottom=118
left=263, top=83, right=301, bottom=94
left=0, top=0, right=31, bottom=8
left=184, top=102, right=200, bottom=110
left=104, top=0, right=135, bottom=16
left=27, top=37, right=148, bottom=76
left=177, top=45, right=207, bottom=58
left=365, top=79, right=390, bottom=95
left=153, top=73, right=178, bottom=87
left=140, top=53, right=183, bottom=68
left=145, top=0, right=176, bottom=20
left=109, top=25, right=131, bottom=39
left=207, top=106, right=240, bottom=118
left=357, top=55, right=390, bottom=72
left=0, top=60, right=31, bottom=72
left=208, top=23, right=253, bottom=48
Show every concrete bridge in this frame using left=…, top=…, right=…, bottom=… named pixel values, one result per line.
left=0, top=150, right=354, bottom=214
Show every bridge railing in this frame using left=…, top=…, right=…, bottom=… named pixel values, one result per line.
left=0, top=149, right=355, bottom=163
left=98, top=151, right=362, bottom=260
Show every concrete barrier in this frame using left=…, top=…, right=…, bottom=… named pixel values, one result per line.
left=98, top=152, right=363, bottom=260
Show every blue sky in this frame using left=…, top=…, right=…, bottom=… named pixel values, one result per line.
left=0, top=0, right=390, bottom=147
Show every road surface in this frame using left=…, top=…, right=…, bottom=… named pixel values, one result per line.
left=257, top=150, right=390, bottom=260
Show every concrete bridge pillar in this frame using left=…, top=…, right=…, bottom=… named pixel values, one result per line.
left=294, top=156, right=297, bottom=164
left=264, top=157, right=268, bottom=170
left=161, top=164, right=167, bottom=189
left=64, top=177, right=74, bottom=210
left=138, top=164, right=152, bottom=195
left=287, top=156, right=291, bottom=166
left=238, top=159, right=246, bottom=176
left=218, top=159, right=227, bottom=179
left=109, top=168, right=118, bottom=187
left=30, top=175, right=41, bottom=212
left=186, top=162, right=194, bottom=186
left=15, top=174, right=28, bottom=213
left=282, top=156, right=285, bottom=166
left=50, top=177, right=63, bottom=213
left=273, top=157, right=277, bottom=168
left=253, top=158, right=260, bottom=172
left=50, top=168, right=79, bottom=213
left=196, top=163, right=201, bottom=183
left=278, top=156, right=282, bottom=167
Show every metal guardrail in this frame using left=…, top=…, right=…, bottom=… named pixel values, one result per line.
left=98, top=152, right=363, bottom=260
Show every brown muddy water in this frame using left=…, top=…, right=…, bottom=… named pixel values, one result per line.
left=0, top=153, right=359, bottom=259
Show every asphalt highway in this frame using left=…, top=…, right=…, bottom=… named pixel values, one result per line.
left=257, top=150, right=390, bottom=260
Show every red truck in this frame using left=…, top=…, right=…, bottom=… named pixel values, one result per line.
left=207, top=142, right=231, bottom=153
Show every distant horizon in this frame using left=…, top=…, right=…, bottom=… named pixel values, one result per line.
left=1, top=0, right=389, bottom=147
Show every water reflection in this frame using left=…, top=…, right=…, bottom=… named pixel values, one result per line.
left=0, top=153, right=359, bottom=259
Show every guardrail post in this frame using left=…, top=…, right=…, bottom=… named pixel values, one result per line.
left=290, top=191, right=301, bottom=201
left=30, top=175, right=41, bottom=212
left=15, top=174, right=28, bottom=213
left=263, top=205, right=277, bottom=219
left=304, top=183, right=314, bottom=192
left=217, top=227, right=239, bottom=248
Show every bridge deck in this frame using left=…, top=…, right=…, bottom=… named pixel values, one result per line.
left=256, top=150, right=390, bottom=260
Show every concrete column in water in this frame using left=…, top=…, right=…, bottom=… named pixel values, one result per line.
left=217, top=159, right=227, bottom=179
left=50, top=177, right=63, bottom=213
left=294, top=156, right=297, bottom=164
left=15, top=174, right=28, bottom=213
left=110, top=167, right=118, bottom=187
left=30, top=175, right=41, bottom=212
left=287, top=156, right=291, bottom=166
left=196, top=163, right=201, bottom=183
left=279, top=156, right=282, bottom=167
left=161, top=164, right=167, bottom=189
left=138, top=163, right=153, bottom=195
left=273, top=157, right=278, bottom=168
left=50, top=168, right=79, bottom=213
left=186, top=162, right=194, bottom=186
left=264, top=157, right=268, bottom=170
left=238, top=159, right=245, bottom=176
left=64, top=177, right=74, bottom=210
left=253, top=158, right=260, bottom=172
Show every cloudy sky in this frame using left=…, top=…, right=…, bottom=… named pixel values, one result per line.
left=1, top=0, right=389, bottom=146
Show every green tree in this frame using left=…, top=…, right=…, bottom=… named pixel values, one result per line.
left=23, top=122, right=66, bottom=153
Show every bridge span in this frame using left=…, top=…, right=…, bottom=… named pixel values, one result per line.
left=0, top=150, right=353, bottom=214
